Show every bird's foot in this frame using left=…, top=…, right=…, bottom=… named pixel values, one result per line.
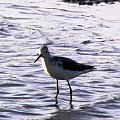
left=55, top=96, right=58, bottom=105
left=70, top=104, right=73, bottom=109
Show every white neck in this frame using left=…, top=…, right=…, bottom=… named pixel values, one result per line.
left=41, top=56, right=51, bottom=76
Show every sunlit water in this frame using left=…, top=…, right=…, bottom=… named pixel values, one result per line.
left=0, top=0, right=120, bottom=119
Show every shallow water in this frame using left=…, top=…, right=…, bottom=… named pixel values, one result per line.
left=0, top=0, right=120, bottom=120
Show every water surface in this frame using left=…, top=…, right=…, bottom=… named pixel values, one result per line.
left=0, top=0, right=120, bottom=119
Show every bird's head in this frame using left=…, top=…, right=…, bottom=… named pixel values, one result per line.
left=34, top=45, right=50, bottom=63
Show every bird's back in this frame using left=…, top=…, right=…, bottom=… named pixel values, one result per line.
left=52, top=56, right=94, bottom=72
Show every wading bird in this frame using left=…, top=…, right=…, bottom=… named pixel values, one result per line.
left=34, top=45, right=94, bottom=105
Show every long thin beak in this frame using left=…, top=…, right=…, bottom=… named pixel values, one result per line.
left=34, top=54, right=42, bottom=63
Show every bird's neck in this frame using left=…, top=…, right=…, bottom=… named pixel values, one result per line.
left=43, top=53, right=52, bottom=64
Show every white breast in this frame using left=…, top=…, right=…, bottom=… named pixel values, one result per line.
left=41, top=57, right=49, bottom=75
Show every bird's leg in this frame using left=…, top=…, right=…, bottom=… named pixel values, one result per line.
left=67, top=81, right=72, bottom=106
left=55, top=79, right=59, bottom=105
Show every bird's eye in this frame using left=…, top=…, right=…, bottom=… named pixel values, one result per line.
left=44, top=49, right=47, bottom=52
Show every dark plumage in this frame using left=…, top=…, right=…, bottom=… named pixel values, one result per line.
left=52, top=56, right=94, bottom=71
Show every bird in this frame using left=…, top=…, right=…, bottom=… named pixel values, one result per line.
left=34, top=45, right=95, bottom=106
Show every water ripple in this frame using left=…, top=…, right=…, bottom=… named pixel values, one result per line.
left=0, top=0, right=120, bottom=120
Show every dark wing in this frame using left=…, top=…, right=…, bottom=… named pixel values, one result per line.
left=52, top=56, right=94, bottom=71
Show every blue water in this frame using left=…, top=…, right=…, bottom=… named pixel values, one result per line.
left=0, top=0, right=120, bottom=119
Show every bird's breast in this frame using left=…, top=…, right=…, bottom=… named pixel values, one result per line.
left=41, top=58, right=50, bottom=75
